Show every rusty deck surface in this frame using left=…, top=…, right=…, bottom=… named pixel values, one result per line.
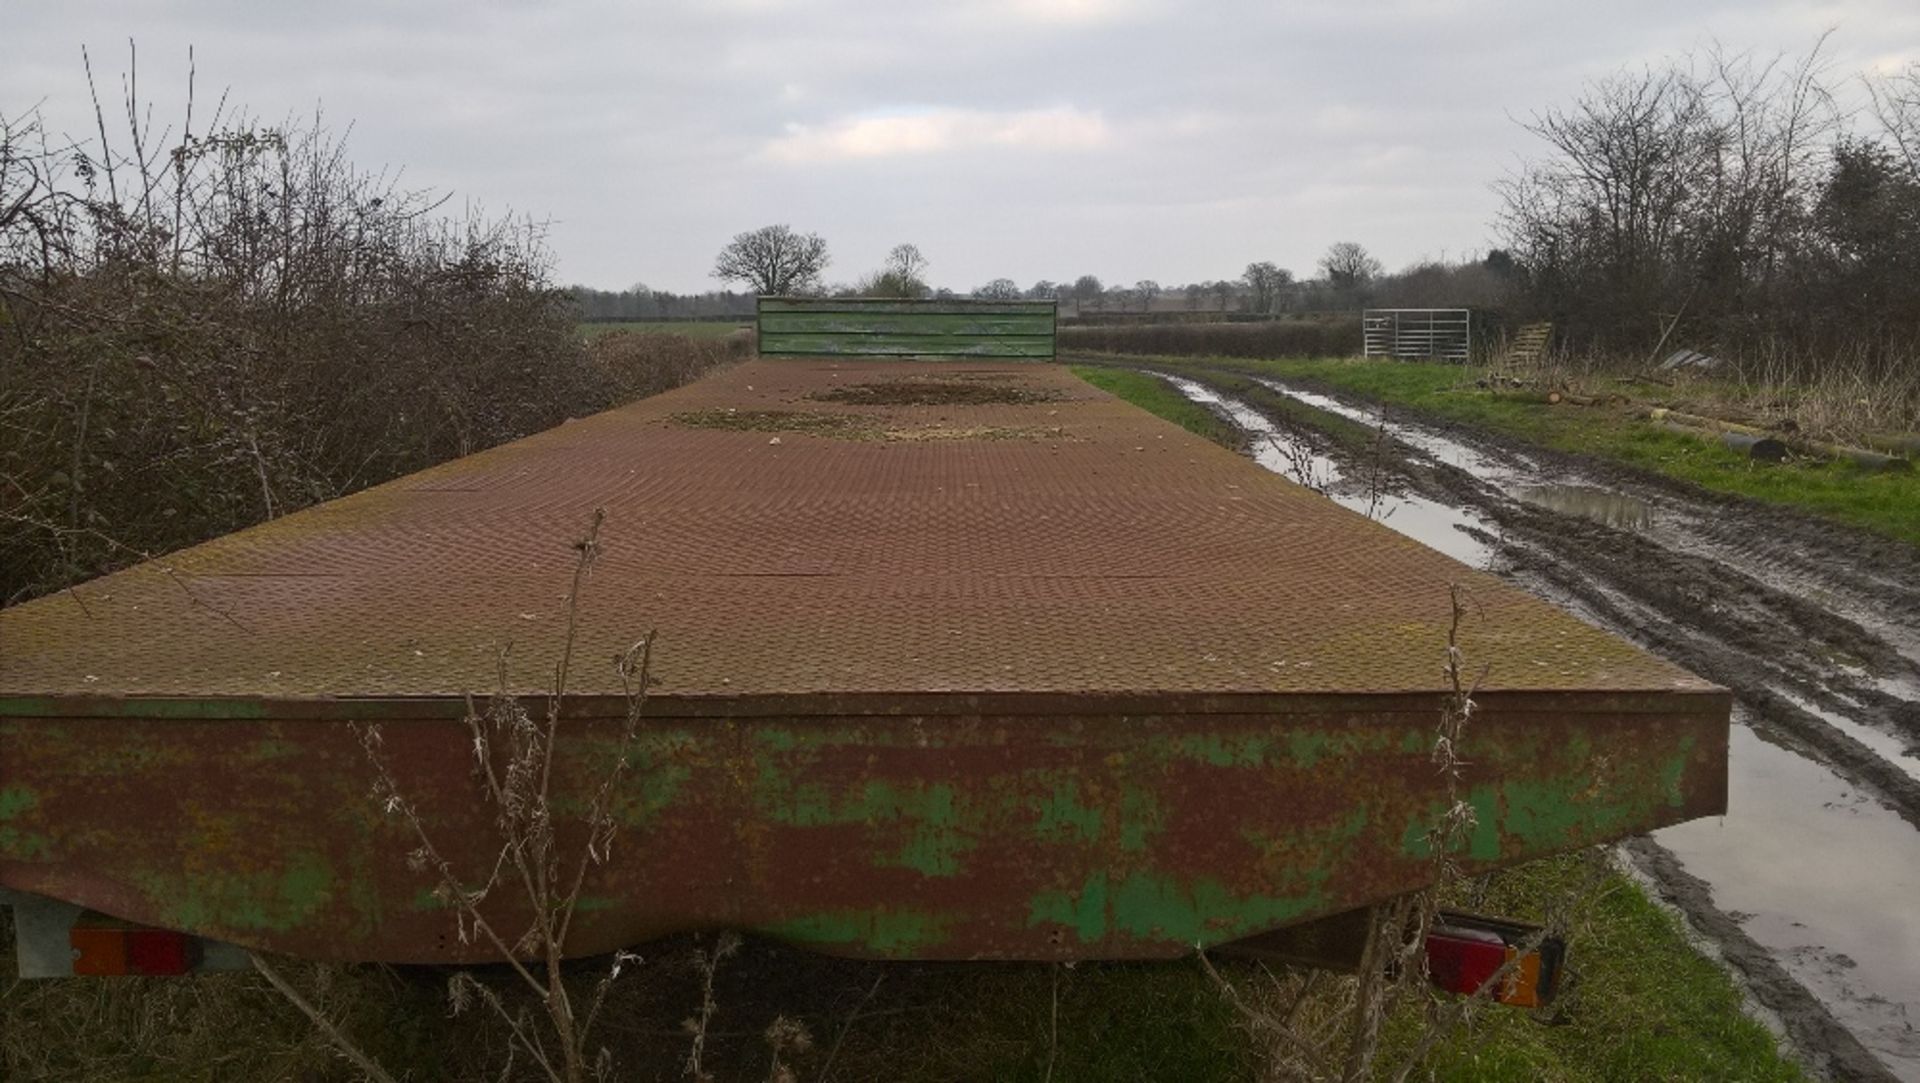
left=2, top=359, right=1705, bottom=708
left=0, top=360, right=1729, bottom=963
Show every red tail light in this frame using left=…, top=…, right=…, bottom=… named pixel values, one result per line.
left=1425, top=925, right=1509, bottom=996
left=1425, top=912, right=1565, bottom=1009
left=71, top=923, right=198, bottom=976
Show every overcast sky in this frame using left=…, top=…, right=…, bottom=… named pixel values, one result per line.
left=6, top=1, right=1918, bottom=293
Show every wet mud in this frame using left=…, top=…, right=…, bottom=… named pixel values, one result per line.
left=1141, top=362, right=1920, bottom=1081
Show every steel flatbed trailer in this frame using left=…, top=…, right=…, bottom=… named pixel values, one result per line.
left=0, top=357, right=1728, bottom=970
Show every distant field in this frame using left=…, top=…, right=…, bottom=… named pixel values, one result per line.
left=578, top=320, right=749, bottom=340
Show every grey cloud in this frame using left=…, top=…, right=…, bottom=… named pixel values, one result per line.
left=5, top=1, right=1916, bottom=291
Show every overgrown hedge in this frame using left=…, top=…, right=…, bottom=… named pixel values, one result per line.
left=0, top=106, right=746, bottom=604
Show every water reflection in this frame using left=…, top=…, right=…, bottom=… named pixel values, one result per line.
left=1657, top=723, right=1920, bottom=1078
left=1513, top=484, right=1655, bottom=531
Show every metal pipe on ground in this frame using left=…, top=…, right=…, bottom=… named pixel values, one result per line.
left=1647, top=408, right=1911, bottom=472
left=1863, top=432, right=1920, bottom=457
left=1654, top=420, right=1790, bottom=463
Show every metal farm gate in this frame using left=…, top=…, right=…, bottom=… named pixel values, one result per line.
left=757, top=297, right=1056, bottom=359
left=1363, top=309, right=1472, bottom=362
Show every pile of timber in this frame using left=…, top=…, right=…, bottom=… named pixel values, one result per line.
left=1479, top=387, right=1622, bottom=406
left=1646, top=407, right=1913, bottom=471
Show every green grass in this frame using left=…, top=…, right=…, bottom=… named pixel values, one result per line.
left=811, top=856, right=1801, bottom=1081
left=578, top=320, right=749, bottom=340
left=1091, top=355, right=1920, bottom=547
left=1383, top=856, right=1803, bottom=1082
left=1071, top=365, right=1240, bottom=447
left=831, top=858, right=1802, bottom=1082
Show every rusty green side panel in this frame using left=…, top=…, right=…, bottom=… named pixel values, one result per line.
left=0, top=691, right=1728, bottom=963
left=757, top=297, right=1056, bottom=359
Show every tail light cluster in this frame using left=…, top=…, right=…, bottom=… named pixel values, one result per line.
left=70, top=918, right=199, bottom=977
left=1425, top=911, right=1565, bottom=1008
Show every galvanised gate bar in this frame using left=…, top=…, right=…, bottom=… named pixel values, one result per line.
left=1363, top=308, right=1473, bottom=362
left=0, top=359, right=1727, bottom=964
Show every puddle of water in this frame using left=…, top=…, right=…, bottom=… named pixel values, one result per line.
left=1161, top=375, right=1494, bottom=567
left=1256, top=378, right=1667, bottom=537
left=1349, top=492, right=1496, bottom=568
left=1512, top=484, right=1655, bottom=531
left=1658, top=723, right=1920, bottom=1079
left=1164, top=377, right=1342, bottom=490
left=1252, top=377, right=1527, bottom=479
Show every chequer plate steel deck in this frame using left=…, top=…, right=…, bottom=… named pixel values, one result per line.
left=0, top=360, right=1729, bottom=963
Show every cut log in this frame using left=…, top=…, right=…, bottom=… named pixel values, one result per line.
left=1648, top=408, right=1911, bottom=472
left=1655, top=420, right=1789, bottom=462
left=1482, top=390, right=1563, bottom=405
left=1822, top=444, right=1914, bottom=472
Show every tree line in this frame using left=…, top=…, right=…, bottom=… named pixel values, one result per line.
left=1495, top=42, right=1920, bottom=372
left=702, top=226, right=1474, bottom=316
left=688, top=43, right=1920, bottom=377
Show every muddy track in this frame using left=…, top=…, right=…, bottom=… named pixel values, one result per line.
left=1295, top=373, right=1920, bottom=657
left=1213, top=362, right=1920, bottom=630
left=1128, top=361, right=1920, bottom=1081
left=1159, top=365, right=1920, bottom=776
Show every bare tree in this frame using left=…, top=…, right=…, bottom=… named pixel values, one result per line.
left=1134, top=279, right=1162, bottom=311
left=1242, top=261, right=1293, bottom=314
left=1495, top=42, right=1853, bottom=356
left=885, top=242, right=929, bottom=282
left=1071, top=273, right=1103, bottom=313
left=856, top=243, right=931, bottom=298
left=973, top=277, right=1021, bottom=300
left=1319, top=243, right=1381, bottom=291
left=711, top=224, right=829, bottom=295
left=1867, top=60, right=1920, bottom=180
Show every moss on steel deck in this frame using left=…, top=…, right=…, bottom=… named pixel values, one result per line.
left=0, top=360, right=1728, bottom=963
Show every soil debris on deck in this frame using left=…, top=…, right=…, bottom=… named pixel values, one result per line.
left=810, top=377, right=1057, bottom=407
left=668, top=408, right=1070, bottom=443
left=879, top=423, right=1073, bottom=442
left=670, top=408, right=874, bottom=435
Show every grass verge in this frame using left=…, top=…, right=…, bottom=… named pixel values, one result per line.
left=1071, top=365, right=1241, bottom=448
left=1385, top=855, right=1803, bottom=1082
left=1087, top=355, right=1920, bottom=547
